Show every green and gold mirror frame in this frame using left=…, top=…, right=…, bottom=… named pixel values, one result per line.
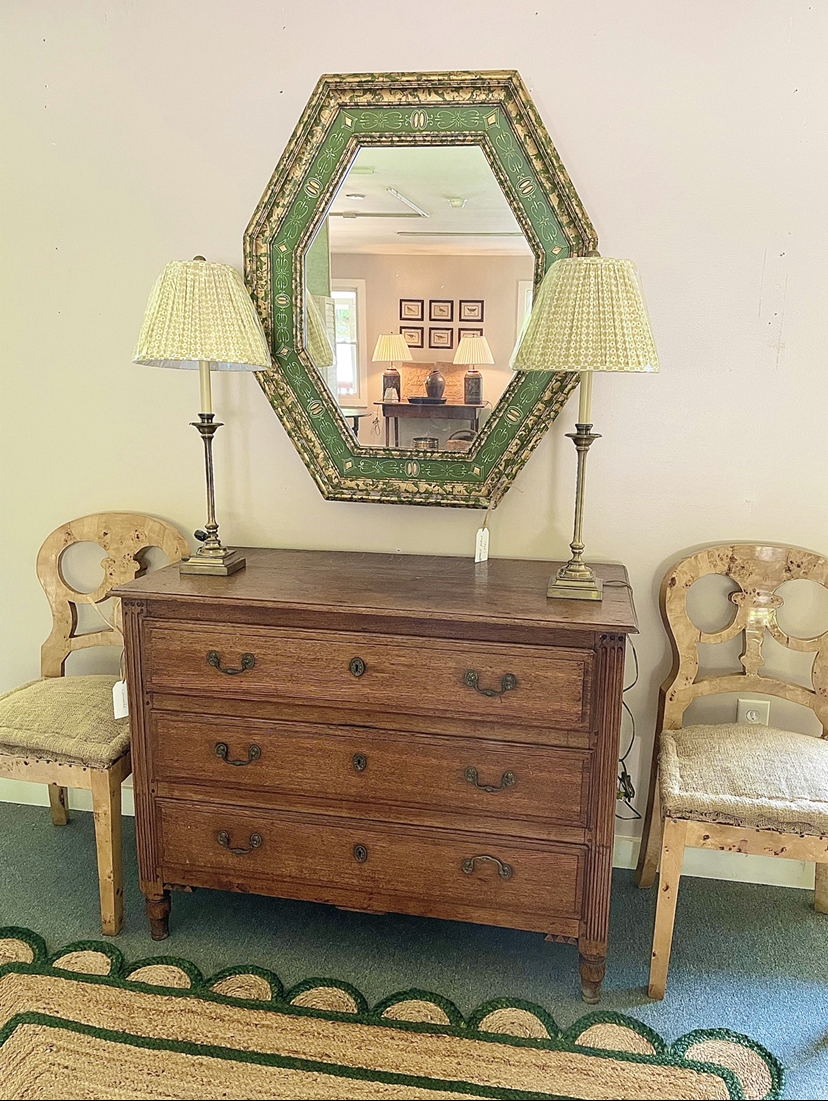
left=244, top=71, right=597, bottom=507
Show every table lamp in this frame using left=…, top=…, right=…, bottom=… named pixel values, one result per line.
left=134, top=257, right=271, bottom=576
left=373, top=333, right=412, bottom=401
left=512, top=254, right=658, bottom=601
left=453, top=334, right=494, bottom=405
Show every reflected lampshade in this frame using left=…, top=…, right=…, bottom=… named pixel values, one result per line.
left=372, top=334, right=413, bottom=363
left=454, top=334, right=494, bottom=406
left=453, top=332, right=491, bottom=367
left=511, top=256, right=658, bottom=374
left=453, top=334, right=495, bottom=367
left=134, top=259, right=271, bottom=371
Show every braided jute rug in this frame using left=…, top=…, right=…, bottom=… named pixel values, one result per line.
left=0, top=928, right=782, bottom=1100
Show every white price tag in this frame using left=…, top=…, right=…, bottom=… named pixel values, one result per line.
left=113, top=679, right=129, bottom=719
left=475, top=527, right=490, bottom=563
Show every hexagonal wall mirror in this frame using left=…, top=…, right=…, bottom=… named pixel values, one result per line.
left=244, top=71, right=596, bottom=507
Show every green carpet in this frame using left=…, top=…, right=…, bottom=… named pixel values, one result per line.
left=1, top=803, right=826, bottom=1098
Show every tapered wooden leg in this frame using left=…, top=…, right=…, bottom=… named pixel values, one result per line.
left=579, top=953, right=606, bottom=1005
left=815, top=863, right=828, bottom=914
left=48, top=784, right=69, bottom=826
left=90, top=768, right=124, bottom=937
left=648, top=817, right=687, bottom=1000
left=146, top=891, right=171, bottom=941
left=635, top=769, right=662, bottom=889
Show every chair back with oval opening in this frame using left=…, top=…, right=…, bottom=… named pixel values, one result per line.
left=37, top=513, right=189, bottom=678
left=659, top=543, right=828, bottom=736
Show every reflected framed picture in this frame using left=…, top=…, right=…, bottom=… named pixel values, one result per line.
left=459, top=300, right=484, bottom=323
left=458, top=327, right=483, bottom=339
left=400, top=299, right=424, bottom=321
left=429, top=299, right=454, bottom=322
left=428, top=327, right=454, bottom=350
left=400, top=326, right=424, bottom=348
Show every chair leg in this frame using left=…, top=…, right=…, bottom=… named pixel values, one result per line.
left=48, top=784, right=69, bottom=826
left=90, top=768, right=124, bottom=936
left=648, top=817, right=687, bottom=1001
left=635, top=772, right=662, bottom=889
left=815, top=863, right=828, bottom=914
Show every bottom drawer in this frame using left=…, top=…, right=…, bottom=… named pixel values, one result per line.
left=158, top=800, right=585, bottom=935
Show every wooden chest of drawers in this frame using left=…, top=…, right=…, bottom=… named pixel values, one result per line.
left=117, top=548, right=636, bottom=1003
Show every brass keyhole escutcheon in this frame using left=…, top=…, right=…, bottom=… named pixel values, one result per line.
left=352, top=753, right=368, bottom=772
left=353, top=844, right=368, bottom=863
left=349, top=657, right=366, bottom=677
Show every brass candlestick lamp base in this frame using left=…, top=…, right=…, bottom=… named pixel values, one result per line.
left=548, top=423, right=603, bottom=601
left=179, top=414, right=246, bottom=576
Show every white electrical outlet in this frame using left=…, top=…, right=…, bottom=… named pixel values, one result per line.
left=737, top=698, right=770, bottom=726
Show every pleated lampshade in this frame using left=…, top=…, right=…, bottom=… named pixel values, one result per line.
left=372, top=334, right=413, bottom=363
left=453, top=334, right=495, bottom=366
left=512, top=257, right=658, bottom=374
left=134, top=259, right=271, bottom=371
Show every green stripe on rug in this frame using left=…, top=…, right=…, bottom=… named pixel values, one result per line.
left=0, top=927, right=784, bottom=1100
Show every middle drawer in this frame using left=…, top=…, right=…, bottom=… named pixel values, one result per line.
left=150, top=714, right=591, bottom=830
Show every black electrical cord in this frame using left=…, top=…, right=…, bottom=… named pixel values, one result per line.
left=592, top=579, right=642, bottom=818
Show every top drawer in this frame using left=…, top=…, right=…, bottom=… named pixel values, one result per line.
left=145, top=624, right=592, bottom=731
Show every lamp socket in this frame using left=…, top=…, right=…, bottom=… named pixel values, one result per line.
left=737, top=698, right=770, bottom=726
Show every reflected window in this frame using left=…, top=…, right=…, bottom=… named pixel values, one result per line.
left=516, top=279, right=534, bottom=343
left=331, top=279, right=367, bottom=406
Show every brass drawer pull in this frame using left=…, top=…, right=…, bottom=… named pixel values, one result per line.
left=464, top=766, right=516, bottom=793
left=352, top=753, right=368, bottom=772
left=462, top=854, right=513, bottom=881
left=217, top=830, right=262, bottom=855
left=463, top=671, right=517, bottom=698
left=215, top=742, right=261, bottom=767
left=349, top=657, right=366, bottom=677
left=353, top=844, right=368, bottom=863
left=207, top=651, right=256, bottom=675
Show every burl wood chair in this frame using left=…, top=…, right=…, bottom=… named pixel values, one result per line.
left=636, top=543, right=828, bottom=999
left=0, top=513, right=188, bottom=935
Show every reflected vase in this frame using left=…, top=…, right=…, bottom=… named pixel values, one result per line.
left=425, top=367, right=445, bottom=400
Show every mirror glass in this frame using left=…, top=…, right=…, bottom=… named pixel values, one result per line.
left=303, top=144, right=535, bottom=452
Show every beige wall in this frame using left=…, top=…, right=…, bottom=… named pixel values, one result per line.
left=3, top=2, right=828, bottom=884
left=330, top=251, right=533, bottom=442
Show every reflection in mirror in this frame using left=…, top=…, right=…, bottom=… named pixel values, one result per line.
left=303, top=144, right=535, bottom=451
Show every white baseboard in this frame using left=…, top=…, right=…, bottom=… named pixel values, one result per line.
left=0, top=779, right=135, bottom=817
left=613, top=831, right=815, bottom=890
left=0, top=783, right=815, bottom=891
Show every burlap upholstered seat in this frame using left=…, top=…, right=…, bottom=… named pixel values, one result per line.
left=659, top=723, right=828, bottom=838
left=0, top=676, right=130, bottom=770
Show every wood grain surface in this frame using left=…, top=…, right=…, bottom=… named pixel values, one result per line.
left=158, top=801, right=585, bottom=935
left=150, top=714, right=592, bottom=830
left=118, top=547, right=636, bottom=1001
left=145, top=625, right=592, bottom=730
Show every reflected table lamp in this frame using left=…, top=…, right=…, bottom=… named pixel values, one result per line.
left=512, top=254, right=659, bottom=601
left=453, top=334, right=494, bottom=405
left=372, top=333, right=412, bottom=401
left=134, top=256, right=271, bottom=576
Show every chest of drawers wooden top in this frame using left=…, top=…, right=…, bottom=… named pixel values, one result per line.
left=116, top=548, right=637, bottom=1003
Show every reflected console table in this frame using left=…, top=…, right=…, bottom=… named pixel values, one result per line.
left=374, top=402, right=484, bottom=447
left=116, top=548, right=636, bottom=1003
